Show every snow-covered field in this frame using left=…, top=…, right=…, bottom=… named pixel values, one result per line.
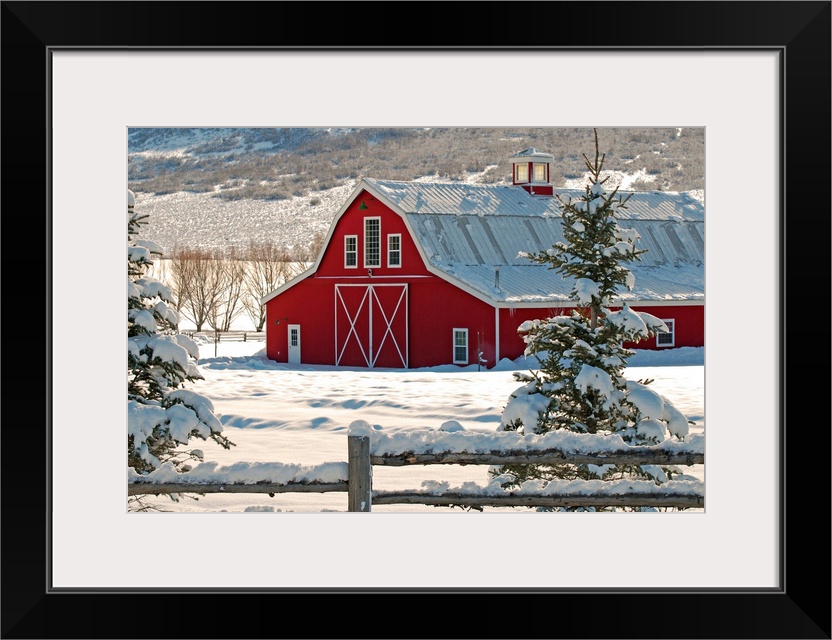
left=147, top=338, right=705, bottom=513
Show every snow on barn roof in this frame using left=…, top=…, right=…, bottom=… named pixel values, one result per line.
left=510, top=147, right=555, bottom=161
left=366, top=178, right=704, bottom=222
left=364, top=178, right=704, bottom=305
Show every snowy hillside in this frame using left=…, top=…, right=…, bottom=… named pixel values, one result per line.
left=128, top=127, right=358, bottom=155
left=128, top=127, right=705, bottom=254
left=133, top=181, right=356, bottom=254
left=134, top=172, right=704, bottom=255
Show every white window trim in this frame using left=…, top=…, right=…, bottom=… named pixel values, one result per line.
left=364, top=217, right=381, bottom=269
left=453, top=328, right=469, bottom=364
left=387, top=233, right=402, bottom=268
left=515, top=163, right=529, bottom=183
left=344, top=235, right=358, bottom=269
left=657, top=319, right=675, bottom=348
left=532, top=163, right=547, bottom=183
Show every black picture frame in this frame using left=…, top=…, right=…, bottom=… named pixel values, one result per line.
left=2, top=2, right=829, bottom=638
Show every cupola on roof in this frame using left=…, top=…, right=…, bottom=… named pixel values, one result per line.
left=509, top=148, right=555, bottom=196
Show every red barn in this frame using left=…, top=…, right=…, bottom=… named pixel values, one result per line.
left=262, top=148, right=704, bottom=369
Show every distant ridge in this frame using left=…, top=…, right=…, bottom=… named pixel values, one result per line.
left=128, top=127, right=704, bottom=254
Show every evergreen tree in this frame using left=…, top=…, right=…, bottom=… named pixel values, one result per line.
left=492, top=130, right=691, bottom=510
left=127, top=190, right=234, bottom=508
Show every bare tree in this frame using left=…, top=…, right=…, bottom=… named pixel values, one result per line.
left=169, top=247, right=225, bottom=331
left=242, top=240, right=298, bottom=331
left=209, top=246, right=247, bottom=332
left=168, top=245, right=197, bottom=322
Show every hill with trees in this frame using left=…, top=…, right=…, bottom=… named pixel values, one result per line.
left=128, top=127, right=704, bottom=256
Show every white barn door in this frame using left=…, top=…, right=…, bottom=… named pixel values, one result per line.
left=287, top=324, right=301, bottom=364
left=335, top=284, right=408, bottom=368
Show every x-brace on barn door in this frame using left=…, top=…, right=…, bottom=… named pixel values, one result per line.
left=335, top=284, right=408, bottom=368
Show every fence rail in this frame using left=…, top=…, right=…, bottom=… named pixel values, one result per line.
left=371, top=448, right=704, bottom=467
left=127, top=481, right=347, bottom=496
left=183, top=330, right=266, bottom=343
left=370, top=491, right=704, bottom=509
left=129, top=431, right=704, bottom=512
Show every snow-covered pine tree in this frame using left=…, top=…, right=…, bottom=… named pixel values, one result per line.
left=127, top=190, right=234, bottom=509
left=492, top=130, right=691, bottom=510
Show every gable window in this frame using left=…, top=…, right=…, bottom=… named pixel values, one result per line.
left=515, top=163, right=528, bottom=182
left=657, top=319, right=675, bottom=347
left=344, top=235, right=358, bottom=268
left=364, top=217, right=380, bottom=268
left=533, top=163, right=546, bottom=182
left=388, top=234, right=401, bottom=268
left=453, top=328, right=468, bottom=364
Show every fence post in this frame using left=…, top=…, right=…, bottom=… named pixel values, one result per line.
left=348, top=435, right=372, bottom=512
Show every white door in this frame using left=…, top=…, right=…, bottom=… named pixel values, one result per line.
left=288, top=324, right=301, bottom=364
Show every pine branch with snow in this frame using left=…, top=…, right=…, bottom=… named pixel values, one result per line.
left=127, top=190, right=234, bottom=485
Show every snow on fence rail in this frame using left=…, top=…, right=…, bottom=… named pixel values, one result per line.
left=127, top=422, right=705, bottom=511
left=182, top=330, right=266, bottom=343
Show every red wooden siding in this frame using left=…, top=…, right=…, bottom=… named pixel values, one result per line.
left=266, top=277, right=336, bottom=364
left=407, top=278, right=495, bottom=369
left=317, top=192, right=429, bottom=278
left=621, top=304, right=704, bottom=351
left=498, top=306, right=562, bottom=364
left=497, top=304, right=704, bottom=364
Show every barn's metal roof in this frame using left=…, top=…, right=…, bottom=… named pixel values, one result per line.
left=365, top=178, right=704, bottom=305
left=366, top=178, right=704, bottom=222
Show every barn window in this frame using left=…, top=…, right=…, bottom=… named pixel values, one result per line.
left=657, top=319, right=675, bottom=347
left=515, top=163, right=528, bottom=182
left=388, top=234, right=401, bottom=267
left=533, top=163, right=546, bottom=181
left=344, top=235, right=357, bottom=268
left=453, top=328, right=468, bottom=364
left=364, top=217, right=380, bottom=268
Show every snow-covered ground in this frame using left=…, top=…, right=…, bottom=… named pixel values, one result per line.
left=145, top=338, right=705, bottom=513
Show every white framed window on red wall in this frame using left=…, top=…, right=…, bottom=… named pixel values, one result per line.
left=453, top=328, right=468, bottom=364
left=388, top=233, right=401, bottom=267
left=657, top=319, right=675, bottom=347
left=344, top=235, right=357, bottom=268
left=364, top=217, right=380, bottom=268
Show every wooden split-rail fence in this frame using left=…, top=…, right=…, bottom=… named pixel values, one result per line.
left=183, top=330, right=266, bottom=343
left=128, top=430, right=705, bottom=512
